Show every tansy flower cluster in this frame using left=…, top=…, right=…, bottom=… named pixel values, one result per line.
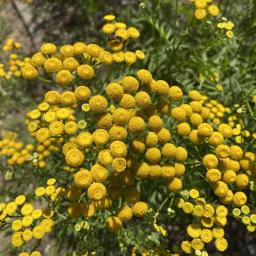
left=0, top=14, right=255, bottom=256
left=0, top=39, right=28, bottom=80
left=102, top=14, right=144, bottom=63
left=217, top=17, right=235, bottom=39
left=190, top=0, right=220, bottom=20
left=2, top=38, right=21, bottom=52
left=0, top=194, right=54, bottom=256
left=21, top=16, right=144, bottom=82
left=232, top=205, right=256, bottom=233
left=178, top=191, right=229, bottom=255
left=0, top=131, right=34, bottom=166
left=189, top=1, right=235, bottom=39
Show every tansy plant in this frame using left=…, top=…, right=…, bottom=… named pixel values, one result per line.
left=0, top=11, right=255, bottom=256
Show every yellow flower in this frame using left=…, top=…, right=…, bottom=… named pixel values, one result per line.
left=115, top=28, right=129, bottom=40
left=15, top=195, right=26, bottom=205
left=203, top=154, right=218, bottom=169
left=215, top=238, right=228, bottom=252
left=106, top=216, right=122, bottom=232
left=40, top=218, right=54, bottom=233
left=193, top=205, right=204, bottom=217
left=109, top=125, right=128, bottom=141
left=92, top=129, right=109, bottom=145
left=112, top=157, right=127, bottom=172
left=11, top=232, right=24, bottom=247
left=64, top=121, right=78, bottom=134
left=77, top=120, right=87, bottom=129
left=169, top=86, right=183, bottom=101
left=132, top=201, right=148, bottom=217
left=127, top=27, right=140, bottom=39
left=89, top=95, right=108, bottom=113
left=77, top=132, right=93, bottom=148
left=91, top=164, right=109, bottom=182
left=135, top=91, right=151, bottom=108
left=12, top=220, right=23, bottom=231
left=195, top=0, right=207, bottom=9
left=198, top=123, right=213, bottom=137
left=63, top=57, right=79, bottom=71
left=212, top=227, right=224, bottom=238
left=86, top=44, right=103, bottom=58
left=102, top=23, right=116, bottom=34
left=73, top=42, right=87, bottom=55
left=31, top=251, right=42, bottom=256
left=137, top=69, right=152, bottom=84
left=121, top=76, right=139, bottom=93
left=36, top=128, right=50, bottom=143
left=175, top=163, right=186, bottom=177
left=191, top=238, right=204, bottom=250
left=55, top=70, right=73, bottom=86
left=241, top=205, right=250, bottom=215
left=226, top=31, right=234, bottom=39
left=145, top=132, right=158, bottom=147
left=61, top=91, right=76, bottom=106
left=214, top=181, right=228, bottom=197
left=32, top=209, right=43, bottom=219
left=21, top=203, right=34, bottom=215
left=32, top=225, right=45, bottom=239
left=128, top=116, right=145, bottom=133
left=117, top=205, right=133, bottom=222
left=216, top=205, right=228, bottom=217
left=171, top=107, right=186, bottom=121
left=181, top=240, right=192, bottom=254
left=124, top=51, right=137, bottom=65
left=31, top=52, right=46, bottom=66
left=229, top=145, right=243, bottom=160
left=235, top=173, right=249, bottom=189
left=22, top=215, right=33, bottom=227
left=22, top=229, right=33, bottom=241
left=119, top=94, right=136, bottom=109
left=60, top=44, right=74, bottom=57
left=208, top=5, right=220, bottom=16
left=98, top=149, right=113, bottom=166
left=195, top=8, right=207, bottom=20
left=177, top=122, right=191, bottom=136
left=224, top=21, right=235, bottom=30
left=21, top=64, right=39, bottom=80
left=99, top=51, right=113, bottom=65
left=46, top=178, right=56, bottom=186
left=44, top=90, right=61, bottom=104
left=44, top=57, right=62, bottom=73
left=106, top=82, right=124, bottom=99
left=49, top=121, right=64, bottom=136
left=223, top=170, right=236, bottom=184
left=175, top=147, right=188, bottom=162
left=218, top=123, right=233, bottom=138
left=40, top=43, right=57, bottom=55
left=135, top=50, right=145, bottom=60
left=87, top=183, right=107, bottom=201
left=45, top=185, right=56, bottom=195
left=35, top=187, right=45, bottom=197
left=103, top=14, right=115, bottom=22
left=77, top=64, right=94, bottom=80
left=189, top=189, right=200, bottom=199
left=113, top=51, right=125, bottom=62
left=65, top=148, right=84, bottom=167
left=110, top=140, right=127, bottom=157
left=168, top=177, right=182, bottom=192
left=74, top=169, right=92, bottom=188
left=145, top=148, right=161, bottom=163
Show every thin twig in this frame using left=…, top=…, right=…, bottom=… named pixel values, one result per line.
left=10, top=0, right=37, bottom=51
